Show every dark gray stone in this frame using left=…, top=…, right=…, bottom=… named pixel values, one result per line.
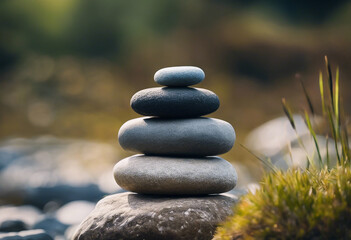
left=73, top=192, right=237, bottom=240
left=24, top=184, right=106, bottom=209
left=0, top=205, right=42, bottom=228
left=32, top=217, right=68, bottom=238
left=118, top=117, right=235, bottom=157
left=114, top=155, right=237, bottom=195
left=154, top=66, right=205, bottom=87
left=0, top=220, right=27, bottom=233
left=130, top=87, right=219, bottom=118
left=0, top=230, right=53, bottom=240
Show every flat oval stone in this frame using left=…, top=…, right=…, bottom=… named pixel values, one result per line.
left=154, top=66, right=205, bottom=87
left=131, top=87, right=220, bottom=117
left=114, top=155, right=237, bottom=195
left=118, top=117, right=235, bottom=156
left=73, top=192, right=237, bottom=240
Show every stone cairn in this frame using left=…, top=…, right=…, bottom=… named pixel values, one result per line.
left=73, top=66, right=238, bottom=240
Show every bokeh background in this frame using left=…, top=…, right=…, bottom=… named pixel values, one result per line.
left=0, top=1, right=351, bottom=237
left=0, top=0, right=351, bottom=240
left=1, top=0, right=351, bottom=179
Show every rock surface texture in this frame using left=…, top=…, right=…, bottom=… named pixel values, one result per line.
left=74, top=66, right=238, bottom=240
left=73, top=192, right=237, bottom=240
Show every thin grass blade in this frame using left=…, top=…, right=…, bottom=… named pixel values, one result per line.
left=287, top=141, right=294, bottom=167
left=300, top=78, right=315, bottom=115
left=282, top=98, right=296, bottom=130
left=343, top=127, right=351, bottom=163
left=319, top=71, right=326, bottom=115
left=327, top=107, right=341, bottom=164
left=239, top=143, right=278, bottom=174
left=304, top=110, right=323, bottom=166
left=339, top=99, right=350, bottom=164
left=326, top=135, right=330, bottom=169
left=325, top=56, right=334, bottom=112
left=335, top=67, right=340, bottom=126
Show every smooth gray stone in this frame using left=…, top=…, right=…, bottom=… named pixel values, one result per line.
left=130, top=87, right=219, bottom=118
left=113, top=155, right=237, bottom=195
left=55, top=201, right=95, bottom=225
left=32, top=217, right=68, bottom=238
left=0, top=205, right=42, bottom=228
left=0, top=230, right=53, bottom=240
left=73, top=192, right=237, bottom=240
left=0, top=220, right=27, bottom=233
left=154, top=66, right=205, bottom=87
left=118, top=117, right=235, bottom=156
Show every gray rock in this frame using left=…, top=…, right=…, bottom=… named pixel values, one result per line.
left=0, top=230, right=53, bottom=240
left=0, top=220, right=27, bottom=233
left=118, top=117, right=235, bottom=156
left=55, top=201, right=95, bottom=225
left=24, top=184, right=106, bottom=209
left=114, top=155, right=237, bottom=195
left=32, top=217, right=68, bottom=238
left=73, top=192, right=237, bottom=240
left=245, top=114, right=339, bottom=170
left=154, top=66, right=205, bottom=87
left=245, top=115, right=310, bottom=157
left=0, top=205, right=43, bottom=228
left=131, top=87, right=219, bottom=118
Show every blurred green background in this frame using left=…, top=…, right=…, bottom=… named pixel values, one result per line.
left=1, top=0, right=351, bottom=167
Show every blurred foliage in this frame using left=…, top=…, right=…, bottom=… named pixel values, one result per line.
left=0, top=0, right=351, bottom=166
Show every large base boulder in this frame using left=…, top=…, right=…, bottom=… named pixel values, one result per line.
left=73, top=192, right=237, bottom=240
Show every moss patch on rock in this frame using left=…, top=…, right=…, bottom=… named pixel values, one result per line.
left=214, top=166, right=351, bottom=240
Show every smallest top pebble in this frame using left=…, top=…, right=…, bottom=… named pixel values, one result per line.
left=154, top=66, right=205, bottom=87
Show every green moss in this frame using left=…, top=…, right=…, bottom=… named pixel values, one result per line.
left=214, top=167, right=351, bottom=240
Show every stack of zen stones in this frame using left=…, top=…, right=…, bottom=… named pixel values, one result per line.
left=115, top=66, right=237, bottom=195
left=73, top=66, right=238, bottom=240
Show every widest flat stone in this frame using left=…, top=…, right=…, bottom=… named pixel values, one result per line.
left=113, top=155, right=237, bottom=195
left=154, top=66, right=205, bottom=87
left=118, top=117, right=235, bottom=157
left=130, top=87, right=219, bottom=118
left=73, top=192, right=238, bottom=240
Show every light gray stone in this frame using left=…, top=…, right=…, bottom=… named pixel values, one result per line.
left=55, top=201, right=95, bottom=225
left=118, top=117, right=235, bottom=156
left=245, top=115, right=339, bottom=170
left=130, top=87, right=219, bottom=118
left=154, top=66, right=205, bottom=87
left=73, top=192, right=237, bottom=240
left=113, top=155, right=237, bottom=195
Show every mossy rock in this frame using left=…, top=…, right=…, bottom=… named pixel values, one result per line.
left=214, top=166, right=351, bottom=240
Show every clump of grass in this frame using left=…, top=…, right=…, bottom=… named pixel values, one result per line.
left=213, top=166, right=351, bottom=240
left=281, top=56, right=350, bottom=169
